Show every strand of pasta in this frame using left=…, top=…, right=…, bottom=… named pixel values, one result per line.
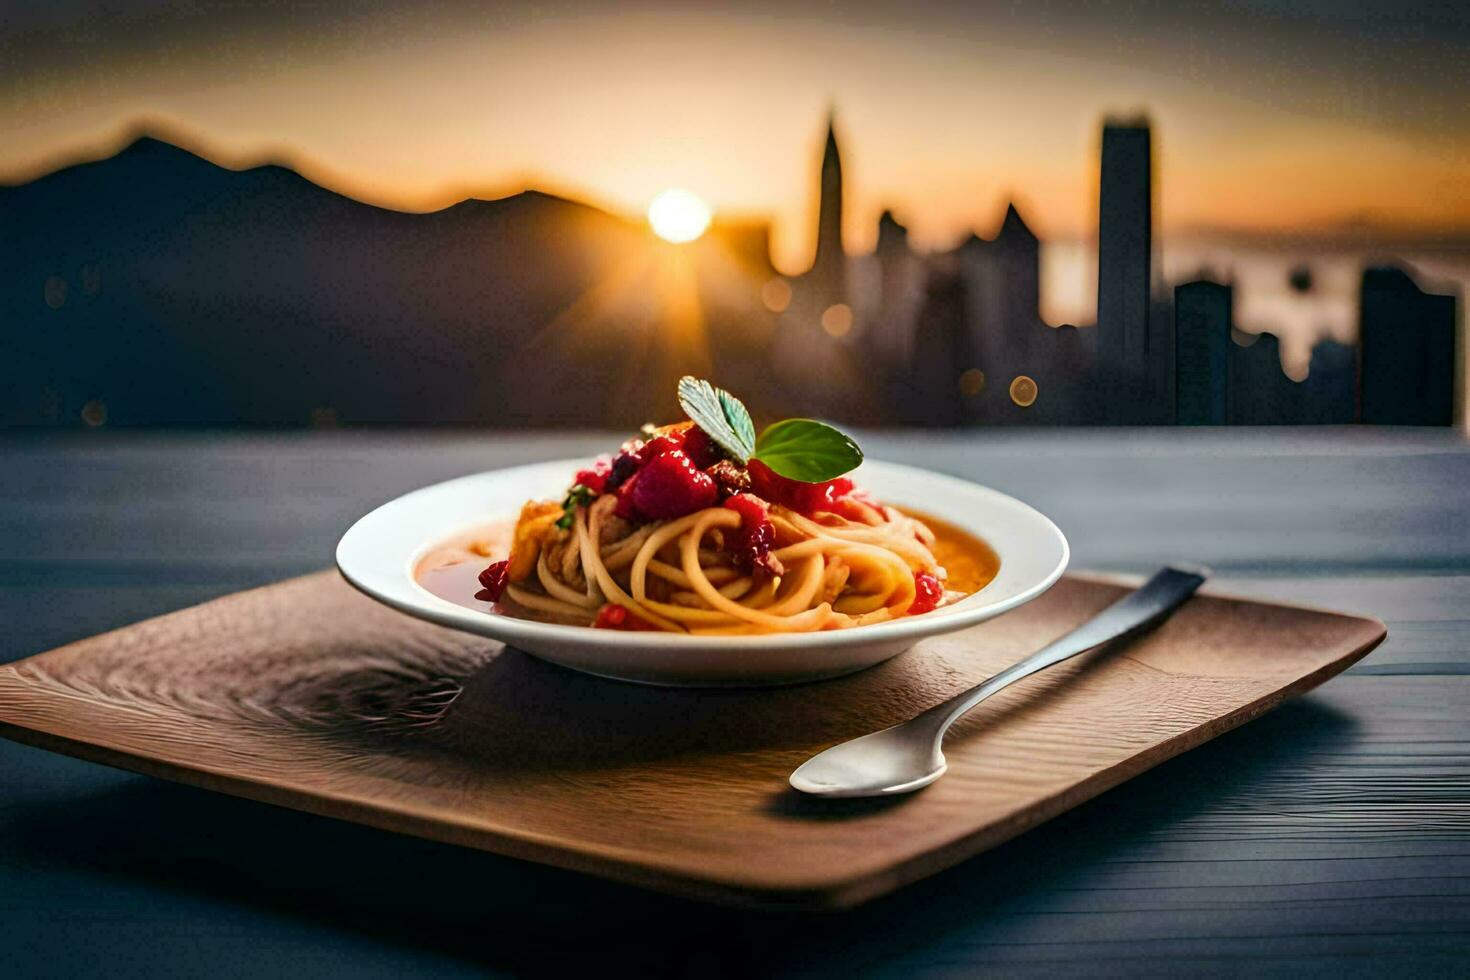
left=772, top=514, right=925, bottom=604
left=682, top=573, right=836, bottom=634
left=841, top=497, right=886, bottom=525
left=627, top=511, right=754, bottom=626
left=623, top=506, right=915, bottom=630
left=644, top=558, right=742, bottom=588
left=669, top=575, right=754, bottom=606
left=504, top=583, right=594, bottom=619
left=578, top=505, right=685, bottom=632
left=629, top=510, right=720, bottom=599
left=770, top=515, right=917, bottom=607
left=672, top=511, right=833, bottom=630
left=572, top=504, right=607, bottom=606
left=536, top=548, right=600, bottom=609
left=599, top=522, right=657, bottom=572
left=622, top=508, right=836, bottom=630
left=781, top=510, right=938, bottom=572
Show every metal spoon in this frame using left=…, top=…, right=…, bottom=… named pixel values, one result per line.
left=789, top=565, right=1209, bottom=798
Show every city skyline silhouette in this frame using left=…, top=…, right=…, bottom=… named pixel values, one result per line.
left=1, top=106, right=1461, bottom=429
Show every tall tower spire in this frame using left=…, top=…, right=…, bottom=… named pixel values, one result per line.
left=1097, top=118, right=1151, bottom=369
left=812, top=108, right=846, bottom=301
left=1096, top=116, right=1159, bottom=419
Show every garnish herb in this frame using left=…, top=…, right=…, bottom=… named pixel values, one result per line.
left=677, top=376, right=755, bottom=461
left=677, top=375, right=863, bottom=482
left=751, top=418, right=864, bottom=483
left=556, top=483, right=596, bottom=530
left=718, top=387, right=756, bottom=458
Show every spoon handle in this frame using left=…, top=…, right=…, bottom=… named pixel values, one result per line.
left=926, top=565, right=1209, bottom=735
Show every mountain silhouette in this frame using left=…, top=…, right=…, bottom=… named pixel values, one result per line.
left=1, top=135, right=779, bottom=427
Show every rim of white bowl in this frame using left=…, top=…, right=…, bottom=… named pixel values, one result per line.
left=336, top=457, right=1069, bottom=650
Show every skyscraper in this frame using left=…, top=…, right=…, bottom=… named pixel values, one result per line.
left=875, top=209, right=909, bottom=309
left=957, top=202, right=1041, bottom=371
left=811, top=113, right=846, bottom=304
left=1360, top=265, right=1456, bottom=426
left=871, top=209, right=921, bottom=368
left=905, top=267, right=969, bottom=426
left=990, top=202, right=1041, bottom=360
left=1096, top=119, right=1153, bottom=418
left=1174, top=280, right=1231, bottom=425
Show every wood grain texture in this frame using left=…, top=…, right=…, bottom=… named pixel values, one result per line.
left=0, top=568, right=1384, bottom=909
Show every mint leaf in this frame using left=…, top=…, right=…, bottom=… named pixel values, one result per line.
left=753, top=419, right=863, bottom=482
left=718, top=388, right=755, bottom=454
left=677, top=376, right=754, bottom=462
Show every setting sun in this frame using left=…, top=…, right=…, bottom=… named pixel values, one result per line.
left=647, top=188, right=711, bottom=243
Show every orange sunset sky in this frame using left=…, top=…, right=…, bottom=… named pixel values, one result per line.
left=4, top=1, right=1467, bottom=291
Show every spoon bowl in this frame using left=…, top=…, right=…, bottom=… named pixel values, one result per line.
left=789, top=721, right=948, bottom=797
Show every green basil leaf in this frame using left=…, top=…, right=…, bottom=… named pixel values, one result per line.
left=677, top=376, right=753, bottom=461
left=753, top=418, right=863, bottom=482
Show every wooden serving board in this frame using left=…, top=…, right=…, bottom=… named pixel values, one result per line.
left=0, top=571, right=1384, bottom=909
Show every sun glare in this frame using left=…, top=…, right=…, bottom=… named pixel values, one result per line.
left=648, top=188, right=711, bottom=243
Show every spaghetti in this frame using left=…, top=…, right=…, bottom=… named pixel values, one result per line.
left=489, top=493, right=956, bottom=634
left=461, top=452, right=987, bottom=637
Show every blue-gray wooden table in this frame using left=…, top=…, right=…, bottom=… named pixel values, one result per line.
left=2, top=428, right=1467, bottom=977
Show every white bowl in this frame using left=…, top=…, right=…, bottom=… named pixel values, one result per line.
left=336, top=458, right=1068, bottom=687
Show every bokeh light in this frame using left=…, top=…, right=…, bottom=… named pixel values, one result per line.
left=1009, top=375, right=1038, bottom=407
left=761, top=277, right=792, bottom=312
left=821, top=303, right=853, bottom=337
left=958, top=368, right=986, bottom=397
